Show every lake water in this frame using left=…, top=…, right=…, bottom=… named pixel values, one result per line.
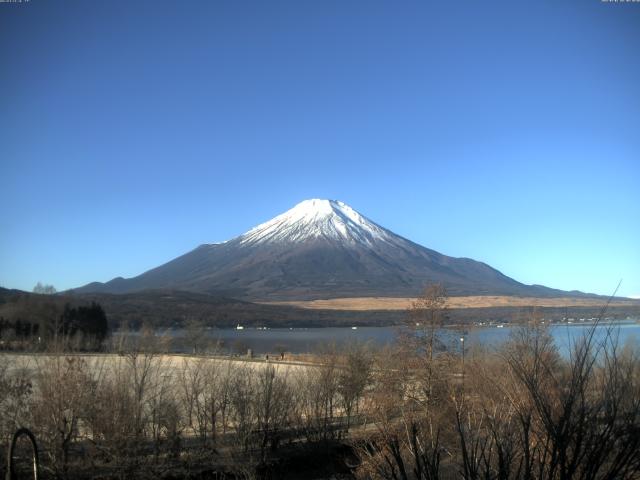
left=164, top=320, right=640, bottom=357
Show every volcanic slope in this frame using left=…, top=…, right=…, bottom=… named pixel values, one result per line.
left=77, top=199, right=584, bottom=300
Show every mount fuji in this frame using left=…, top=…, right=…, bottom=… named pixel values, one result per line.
left=76, top=199, right=574, bottom=300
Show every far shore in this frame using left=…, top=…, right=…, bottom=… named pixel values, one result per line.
left=260, top=295, right=640, bottom=311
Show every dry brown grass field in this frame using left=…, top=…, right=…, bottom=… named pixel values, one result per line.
left=261, top=295, right=640, bottom=311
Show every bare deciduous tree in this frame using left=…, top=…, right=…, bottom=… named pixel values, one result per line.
left=33, top=282, right=57, bottom=295
left=338, top=342, right=372, bottom=430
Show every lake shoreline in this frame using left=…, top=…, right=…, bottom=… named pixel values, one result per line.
left=141, top=320, right=640, bottom=357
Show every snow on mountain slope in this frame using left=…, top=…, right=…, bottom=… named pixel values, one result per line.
left=74, top=199, right=576, bottom=300
left=238, top=199, right=396, bottom=246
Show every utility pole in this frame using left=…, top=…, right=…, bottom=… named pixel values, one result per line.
left=460, top=336, right=465, bottom=390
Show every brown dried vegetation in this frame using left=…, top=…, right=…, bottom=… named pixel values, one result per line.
left=0, top=287, right=638, bottom=479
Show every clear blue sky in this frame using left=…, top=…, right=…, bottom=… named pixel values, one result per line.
left=1, top=1, right=639, bottom=298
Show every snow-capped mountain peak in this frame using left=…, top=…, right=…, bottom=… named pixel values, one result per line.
left=238, top=199, right=394, bottom=246
left=76, top=198, right=570, bottom=300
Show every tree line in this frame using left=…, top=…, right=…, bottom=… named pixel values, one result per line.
left=0, top=295, right=109, bottom=350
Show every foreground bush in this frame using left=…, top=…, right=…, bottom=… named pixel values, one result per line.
left=354, top=322, right=640, bottom=480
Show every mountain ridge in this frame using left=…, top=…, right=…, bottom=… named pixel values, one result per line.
left=75, top=199, right=602, bottom=300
